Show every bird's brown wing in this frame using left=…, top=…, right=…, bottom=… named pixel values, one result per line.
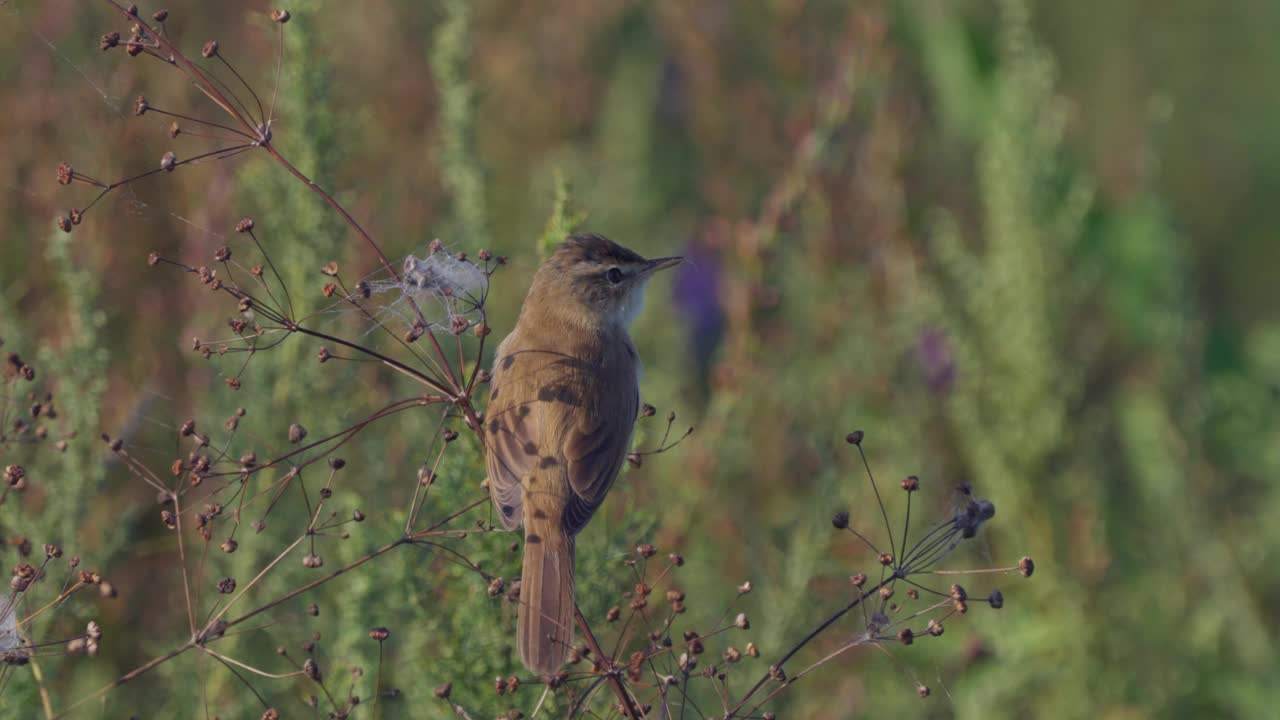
left=562, top=371, right=638, bottom=536
left=484, top=355, right=541, bottom=531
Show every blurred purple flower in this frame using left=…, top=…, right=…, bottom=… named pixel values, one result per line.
left=673, top=238, right=725, bottom=387
left=916, top=328, right=955, bottom=395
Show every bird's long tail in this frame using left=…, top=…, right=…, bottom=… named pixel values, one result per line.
left=518, top=518, right=575, bottom=676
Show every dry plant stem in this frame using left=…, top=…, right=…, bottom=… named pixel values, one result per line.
left=27, top=654, right=54, bottom=720
left=102, top=0, right=400, bottom=279
left=171, top=491, right=199, bottom=636
left=726, top=577, right=894, bottom=717
left=206, top=533, right=308, bottom=629
left=574, top=607, right=645, bottom=720
left=223, top=493, right=489, bottom=634
left=198, top=646, right=302, bottom=679
left=54, top=640, right=197, bottom=719
left=57, top=531, right=429, bottom=717
left=17, top=584, right=86, bottom=627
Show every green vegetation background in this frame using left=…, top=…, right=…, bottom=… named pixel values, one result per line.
left=2, top=0, right=1278, bottom=717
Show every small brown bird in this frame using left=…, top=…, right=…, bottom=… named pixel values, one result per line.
left=484, top=234, right=680, bottom=675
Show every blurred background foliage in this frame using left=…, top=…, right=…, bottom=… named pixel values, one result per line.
left=2, top=0, right=1278, bottom=717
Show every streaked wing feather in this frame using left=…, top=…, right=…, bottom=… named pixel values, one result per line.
left=485, top=394, right=538, bottom=531
left=562, top=383, right=638, bottom=535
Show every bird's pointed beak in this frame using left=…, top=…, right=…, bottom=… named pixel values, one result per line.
left=641, top=256, right=684, bottom=274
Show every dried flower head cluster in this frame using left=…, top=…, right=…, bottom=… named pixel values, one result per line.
left=0, top=343, right=113, bottom=688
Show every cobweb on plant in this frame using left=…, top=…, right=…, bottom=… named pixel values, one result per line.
left=332, top=243, right=490, bottom=341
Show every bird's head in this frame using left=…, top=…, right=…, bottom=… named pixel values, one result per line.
left=526, top=234, right=682, bottom=331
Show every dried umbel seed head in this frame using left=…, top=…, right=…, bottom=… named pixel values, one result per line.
left=214, top=245, right=232, bottom=262
left=897, top=628, right=914, bottom=645
left=850, top=572, right=867, bottom=587
left=434, top=682, right=452, bottom=699
left=879, top=585, right=894, bottom=600
left=152, top=9, right=168, bottom=21
left=262, top=709, right=280, bottom=720
left=160, top=151, right=177, bottom=172
left=988, top=589, right=1004, bottom=609
left=133, top=95, right=149, bottom=116
left=487, top=577, right=505, bottom=597
left=450, top=316, right=469, bottom=335
left=927, top=619, right=944, bottom=637
left=57, top=162, right=74, bottom=185
left=270, top=9, right=291, bottom=23
left=846, top=429, right=864, bottom=445
left=746, top=642, right=759, bottom=657
left=917, top=685, right=931, bottom=698
left=352, top=509, right=365, bottom=522
left=878, top=552, right=894, bottom=566
left=369, top=627, right=390, bottom=641
left=303, top=658, right=322, bottom=682
left=235, top=217, right=255, bottom=233
left=1019, top=556, right=1035, bottom=578
left=161, top=510, right=177, bottom=529
left=605, top=606, right=620, bottom=622
left=201, top=40, right=219, bottom=58
left=44, top=544, right=62, bottom=559
left=3, top=465, right=25, bottom=487
left=831, top=510, right=850, bottom=529
left=217, top=577, right=236, bottom=593
left=302, top=553, right=323, bottom=568
left=288, top=423, right=307, bottom=444
left=306, top=603, right=319, bottom=617
left=100, top=31, right=121, bottom=50
left=737, top=580, right=753, bottom=594
left=220, top=539, right=238, bottom=554
left=735, top=612, right=750, bottom=629
left=328, top=457, right=346, bottom=470
left=56, top=216, right=72, bottom=233
left=723, top=646, right=741, bottom=663
left=11, top=563, right=36, bottom=592
left=901, top=475, right=920, bottom=492
left=949, top=584, right=967, bottom=601
left=321, top=261, right=339, bottom=276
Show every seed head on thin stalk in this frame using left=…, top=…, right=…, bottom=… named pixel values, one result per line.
left=509, top=432, right=1030, bottom=719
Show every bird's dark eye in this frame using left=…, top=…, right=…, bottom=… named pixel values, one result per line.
left=606, top=267, right=624, bottom=284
